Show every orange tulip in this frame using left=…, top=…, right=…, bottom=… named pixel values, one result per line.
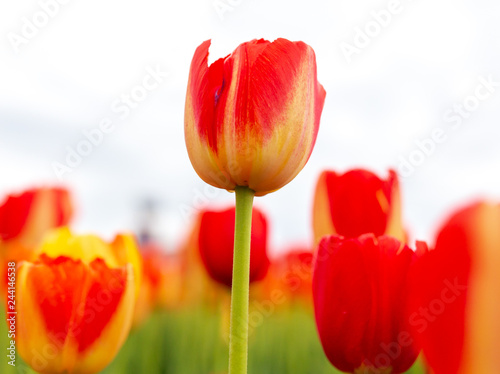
left=184, top=38, right=326, bottom=196
left=16, top=254, right=135, bottom=374
left=312, top=169, right=405, bottom=244
left=409, top=202, right=500, bottom=374
left=14, top=229, right=139, bottom=374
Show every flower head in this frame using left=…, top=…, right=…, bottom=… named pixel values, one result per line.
left=313, top=169, right=404, bottom=244
left=198, top=206, right=269, bottom=287
left=313, top=234, right=424, bottom=373
left=185, top=38, right=326, bottom=196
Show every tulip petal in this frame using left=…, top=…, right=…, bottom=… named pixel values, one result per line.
left=313, top=169, right=405, bottom=243
left=0, top=190, right=35, bottom=241
left=313, top=236, right=370, bottom=372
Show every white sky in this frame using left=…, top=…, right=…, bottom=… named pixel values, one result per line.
left=1, top=0, right=499, bottom=252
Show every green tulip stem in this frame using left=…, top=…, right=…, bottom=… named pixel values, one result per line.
left=228, top=186, right=255, bottom=374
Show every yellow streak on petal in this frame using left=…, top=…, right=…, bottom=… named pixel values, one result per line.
left=110, top=234, right=143, bottom=299
left=376, top=189, right=389, bottom=213
left=460, top=203, right=500, bottom=374
left=184, top=83, right=236, bottom=192
left=384, top=175, right=406, bottom=242
left=312, top=172, right=337, bottom=246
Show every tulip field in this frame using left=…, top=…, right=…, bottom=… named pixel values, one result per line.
left=1, top=9, right=500, bottom=374
left=1, top=307, right=428, bottom=374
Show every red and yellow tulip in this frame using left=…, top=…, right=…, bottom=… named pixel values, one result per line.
left=15, top=229, right=139, bottom=374
left=313, top=234, right=425, bottom=373
left=312, top=169, right=405, bottom=244
left=184, top=38, right=326, bottom=196
left=409, top=202, right=500, bottom=374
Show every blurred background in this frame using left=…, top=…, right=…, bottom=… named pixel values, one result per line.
left=1, top=0, right=500, bottom=252
left=2, top=1, right=499, bottom=374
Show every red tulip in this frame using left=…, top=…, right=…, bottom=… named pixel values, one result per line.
left=313, top=234, right=425, bottom=373
left=409, top=202, right=500, bottom=374
left=312, top=169, right=405, bottom=244
left=198, top=207, right=269, bottom=288
left=184, top=38, right=326, bottom=196
left=0, top=187, right=72, bottom=244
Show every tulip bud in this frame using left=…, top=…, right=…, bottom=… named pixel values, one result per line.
left=185, top=38, right=326, bottom=196
left=198, top=207, right=269, bottom=288
left=313, top=234, right=424, bottom=373
left=312, top=169, right=405, bottom=244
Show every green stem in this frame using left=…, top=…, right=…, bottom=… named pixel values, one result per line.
left=228, top=186, right=255, bottom=374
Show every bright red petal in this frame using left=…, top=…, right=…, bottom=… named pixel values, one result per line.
left=325, top=170, right=393, bottom=238
left=0, top=189, right=36, bottom=240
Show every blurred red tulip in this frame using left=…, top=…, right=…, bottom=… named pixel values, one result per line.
left=261, top=247, right=314, bottom=307
left=0, top=187, right=72, bottom=245
left=312, top=169, right=405, bottom=244
left=198, top=207, right=269, bottom=288
left=185, top=38, right=326, bottom=196
left=409, top=202, right=500, bottom=374
left=313, top=234, right=425, bottom=373
left=138, top=244, right=182, bottom=312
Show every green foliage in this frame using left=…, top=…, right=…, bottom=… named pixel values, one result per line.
left=0, top=307, right=425, bottom=374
